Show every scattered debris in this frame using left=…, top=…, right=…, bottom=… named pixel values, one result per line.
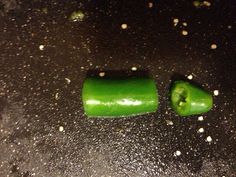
left=213, top=90, right=219, bottom=96
left=203, top=1, right=211, bottom=7
left=39, top=45, right=45, bottom=50
left=59, top=126, right=64, bottom=132
left=210, top=44, right=217, bottom=50
left=198, top=128, right=204, bottom=133
left=206, top=136, right=212, bottom=142
left=166, top=120, right=174, bottom=126
left=69, top=11, right=85, bottom=22
left=55, top=93, right=59, bottom=100
left=131, top=67, right=137, bottom=71
left=65, top=78, right=71, bottom=84
left=187, top=74, right=193, bottom=80
left=148, top=2, right=154, bottom=8
left=173, top=18, right=179, bottom=26
left=182, top=30, right=188, bottom=36
left=99, top=72, right=105, bottom=77
left=198, top=116, right=204, bottom=121
left=121, top=23, right=128, bottom=29
left=193, top=1, right=211, bottom=8
left=182, top=22, right=188, bottom=26
left=174, top=150, right=181, bottom=156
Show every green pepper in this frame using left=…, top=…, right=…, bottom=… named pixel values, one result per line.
left=82, top=77, right=158, bottom=117
left=170, top=80, right=213, bottom=116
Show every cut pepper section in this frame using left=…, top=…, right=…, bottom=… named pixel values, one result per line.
left=170, top=80, right=213, bottom=116
left=82, top=77, right=158, bottom=117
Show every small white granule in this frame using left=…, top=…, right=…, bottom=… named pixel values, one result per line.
left=65, top=78, right=71, bottom=84
left=55, top=93, right=59, bottom=100
left=198, top=128, right=204, bottom=133
left=173, top=18, right=179, bottom=26
left=198, top=116, right=204, bottom=121
left=166, top=120, right=174, bottom=125
left=187, top=74, right=193, bottom=80
left=210, top=44, right=217, bottom=49
left=148, top=2, right=153, bottom=8
left=99, top=72, right=105, bottom=77
left=203, top=1, right=211, bottom=6
left=182, top=30, right=188, bottom=36
left=131, top=67, right=137, bottom=71
left=121, top=23, right=128, bottom=29
left=182, top=22, right=188, bottom=26
left=174, top=150, right=181, bottom=156
left=59, top=126, right=64, bottom=132
left=206, top=136, right=212, bottom=142
left=39, top=45, right=45, bottom=50
left=213, top=90, right=219, bottom=96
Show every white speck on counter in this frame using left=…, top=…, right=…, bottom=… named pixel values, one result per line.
left=203, top=1, right=211, bottom=6
left=131, top=67, right=137, bottom=71
left=148, top=2, right=153, bottom=8
left=187, top=74, right=193, bottom=80
left=198, top=116, right=204, bottom=121
left=206, top=136, right=212, bottom=142
left=182, top=22, right=188, bottom=26
left=81, top=66, right=84, bottom=70
left=173, top=18, right=179, bottom=26
left=174, top=150, right=181, bottom=156
left=210, top=44, right=217, bottom=49
left=182, top=30, right=188, bottom=36
left=99, top=72, right=105, bottom=77
left=59, top=126, right=64, bottom=132
left=166, top=120, right=174, bottom=125
left=213, top=90, right=219, bottom=96
left=55, top=93, right=59, bottom=100
left=198, top=128, right=204, bottom=133
left=65, top=78, right=71, bottom=84
left=121, top=23, right=128, bottom=29
left=227, top=25, right=232, bottom=29
left=39, top=45, right=45, bottom=50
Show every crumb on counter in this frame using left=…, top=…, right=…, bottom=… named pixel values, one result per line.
left=121, top=23, right=128, bottom=29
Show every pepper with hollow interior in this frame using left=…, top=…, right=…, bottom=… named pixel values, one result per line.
left=82, top=77, right=158, bottom=117
left=170, top=80, right=213, bottom=116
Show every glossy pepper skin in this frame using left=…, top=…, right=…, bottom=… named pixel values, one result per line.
left=82, top=77, right=158, bottom=117
left=170, top=80, right=213, bottom=116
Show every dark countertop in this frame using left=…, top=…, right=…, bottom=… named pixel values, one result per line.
left=0, top=0, right=236, bottom=176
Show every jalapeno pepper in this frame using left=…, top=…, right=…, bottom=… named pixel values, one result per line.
left=170, top=80, right=213, bottom=116
left=82, top=77, right=158, bottom=117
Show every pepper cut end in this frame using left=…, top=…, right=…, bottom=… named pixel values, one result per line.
left=170, top=80, right=213, bottom=116
left=170, top=82, right=190, bottom=116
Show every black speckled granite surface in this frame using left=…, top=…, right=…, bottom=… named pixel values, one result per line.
left=0, top=0, right=236, bottom=176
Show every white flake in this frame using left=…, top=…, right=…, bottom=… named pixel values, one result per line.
left=182, top=30, right=188, bottom=36
left=206, top=136, right=212, bottom=142
left=187, top=74, right=193, bottom=80
left=131, top=67, right=137, bottom=71
left=198, top=128, right=204, bottom=133
left=198, top=116, right=204, bottom=121
left=99, top=72, right=105, bottom=77
left=213, top=90, right=219, bottom=96
left=39, top=45, right=45, bottom=50
left=210, top=44, right=217, bottom=49
left=166, top=120, right=174, bottom=125
left=59, top=126, right=64, bottom=132
left=121, top=23, right=128, bottom=29
left=65, top=78, right=71, bottom=84
left=174, top=150, right=181, bottom=156
left=55, top=93, right=59, bottom=100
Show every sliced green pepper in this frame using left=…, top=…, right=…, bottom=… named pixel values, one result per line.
left=170, top=80, right=213, bottom=116
left=82, top=77, right=158, bottom=117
